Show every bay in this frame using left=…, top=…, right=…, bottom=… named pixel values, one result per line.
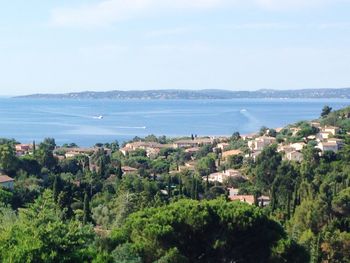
left=0, top=98, right=348, bottom=146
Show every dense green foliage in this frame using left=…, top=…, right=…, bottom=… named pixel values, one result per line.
left=111, top=199, right=308, bottom=263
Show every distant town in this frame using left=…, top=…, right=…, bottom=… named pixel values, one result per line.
left=15, top=87, right=350, bottom=100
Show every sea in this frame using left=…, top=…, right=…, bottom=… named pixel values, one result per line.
left=0, top=98, right=349, bottom=147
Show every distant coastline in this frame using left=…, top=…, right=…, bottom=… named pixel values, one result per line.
left=14, top=88, right=350, bottom=100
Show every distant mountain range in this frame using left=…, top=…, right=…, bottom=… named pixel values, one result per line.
left=15, top=88, right=350, bottom=99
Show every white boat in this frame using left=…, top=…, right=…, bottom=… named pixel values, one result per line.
left=93, top=115, right=104, bottom=119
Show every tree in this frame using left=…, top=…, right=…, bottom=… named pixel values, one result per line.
left=151, top=159, right=170, bottom=175
left=227, top=154, right=243, bottom=169
left=332, top=187, right=350, bottom=216
left=116, top=163, right=123, bottom=180
left=36, top=140, right=57, bottom=170
left=321, top=105, right=332, bottom=118
left=83, top=192, right=90, bottom=224
left=267, top=128, right=277, bottom=137
left=255, top=145, right=282, bottom=190
left=0, top=190, right=94, bottom=262
left=111, top=199, right=309, bottom=263
left=196, top=156, right=216, bottom=177
left=42, top=138, right=56, bottom=151
left=231, top=132, right=241, bottom=141
left=195, top=144, right=212, bottom=159
left=53, top=175, right=59, bottom=203
left=259, top=126, right=268, bottom=136
left=273, top=161, right=299, bottom=218
left=0, top=188, right=13, bottom=205
left=0, top=143, right=17, bottom=173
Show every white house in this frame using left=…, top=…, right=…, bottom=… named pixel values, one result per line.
left=316, top=132, right=332, bottom=141
left=207, top=169, right=243, bottom=183
left=228, top=188, right=239, bottom=197
left=290, top=142, right=306, bottom=151
left=327, top=138, right=344, bottom=149
left=285, top=151, right=303, bottom=162
left=316, top=142, right=339, bottom=153
left=257, top=196, right=271, bottom=207
left=323, top=126, right=339, bottom=135
left=248, top=136, right=276, bottom=151
left=217, top=143, right=230, bottom=151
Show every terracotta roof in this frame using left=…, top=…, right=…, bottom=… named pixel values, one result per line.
left=222, top=149, right=243, bottom=158
left=185, top=147, right=200, bottom=153
left=0, top=175, right=14, bottom=183
left=122, top=166, right=138, bottom=172
left=174, top=138, right=213, bottom=144
left=229, top=195, right=255, bottom=204
left=327, top=138, right=344, bottom=142
left=127, top=142, right=166, bottom=148
left=320, top=142, right=338, bottom=146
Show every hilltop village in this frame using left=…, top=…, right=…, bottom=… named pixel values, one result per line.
left=0, top=106, right=349, bottom=262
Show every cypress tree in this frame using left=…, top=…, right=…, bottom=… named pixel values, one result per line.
left=191, top=176, right=195, bottom=199
left=32, top=140, right=36, bottom=155
left=205, top=175, right=209, bottom=193
left=83, top=192, right=90, bottom=224
left=167, top=175, right=172, bottom=198
left=194, top=176, right=198, bottom=200
left=116, top=163, right=123, bottom=180
left=179, top=175, right=183, bottom=196
left=53, top=175, right=59, bottom=203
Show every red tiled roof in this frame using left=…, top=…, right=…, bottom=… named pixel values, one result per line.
left=229, top=195, right=255, bottom=205
left=122, top=166, right=138, bottom=172
left=0, top=175, right=14, bottom=183
left=222, top=149, right=242, bottom=158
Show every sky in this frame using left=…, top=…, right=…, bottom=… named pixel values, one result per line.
left=0, top=0, right=350, bottom=96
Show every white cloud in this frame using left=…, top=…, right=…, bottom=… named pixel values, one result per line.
left=50, top=0, right=350, bottom=28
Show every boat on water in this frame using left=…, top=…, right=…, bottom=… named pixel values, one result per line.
left=93, top=115, right=104, bottom=119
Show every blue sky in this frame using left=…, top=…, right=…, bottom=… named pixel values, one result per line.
left=0, top=0, right=350, bottom=95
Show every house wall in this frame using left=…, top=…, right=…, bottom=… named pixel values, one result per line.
left=0, top=181, right=14, bottom=189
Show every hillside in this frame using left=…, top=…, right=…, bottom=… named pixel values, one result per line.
left=15, top=88, right=350, bottom=99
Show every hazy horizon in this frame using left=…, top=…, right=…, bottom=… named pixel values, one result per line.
left=1, top=1, right=350, bottom=96
left=4, top=86, right=350, bottom=97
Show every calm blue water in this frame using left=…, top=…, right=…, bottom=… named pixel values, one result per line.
left=0, top=98, right=348, bottom=146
